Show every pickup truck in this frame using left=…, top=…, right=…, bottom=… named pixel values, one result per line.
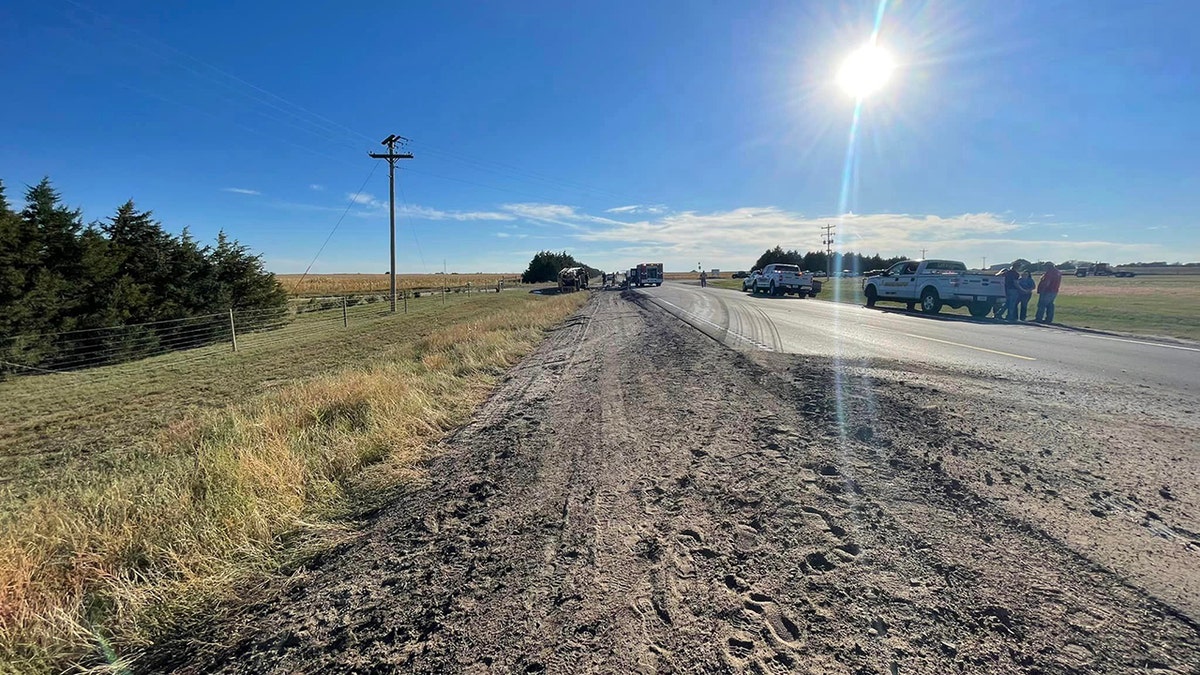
left=748, top=263, right=816, bottom=297
left=861, top=259, right=1005, bottom=317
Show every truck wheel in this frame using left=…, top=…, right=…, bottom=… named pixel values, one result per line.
left=920, top=288, right=942, bottom=314
left=865, top=286, right=877, bottom=307
left=769, top=282, right=777, bottom=296
left=968, top=302, right=991, bottom=318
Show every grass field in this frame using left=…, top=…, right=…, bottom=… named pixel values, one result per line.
left=710, top=275, right=1200, bottom=342
left=277, top=273, right=522, bottom=297
left=0, top=289, right=587, bottom=672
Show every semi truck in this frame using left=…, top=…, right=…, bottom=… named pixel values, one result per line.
left=557, top=267, right=589, bottom=293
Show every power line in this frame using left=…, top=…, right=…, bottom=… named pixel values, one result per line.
left=291, top=162, right=381, bottom=292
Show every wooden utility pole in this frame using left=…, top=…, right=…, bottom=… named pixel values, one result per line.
left=820, top=223, right=836, bottom=277
left=369, top=135, right=414, bottom=312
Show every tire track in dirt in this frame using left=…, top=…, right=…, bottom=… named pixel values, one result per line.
left=145, top=290, right=1200, bottom=674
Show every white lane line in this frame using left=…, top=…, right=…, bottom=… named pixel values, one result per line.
left=902, top=333, right=1037, bottom=361
left=1074, top=333, right=1200, bottom=353
left=653, top=297, right=774, bottom=351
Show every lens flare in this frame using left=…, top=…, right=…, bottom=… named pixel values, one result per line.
left=837, top=44, right=895, bottom=99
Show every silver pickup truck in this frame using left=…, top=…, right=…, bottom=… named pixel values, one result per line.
left=862, top=259, right=1006, bottom=317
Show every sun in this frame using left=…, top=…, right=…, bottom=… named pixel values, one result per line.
left=837, top=43, right=895, bottom=99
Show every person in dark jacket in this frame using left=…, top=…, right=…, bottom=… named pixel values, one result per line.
left=1017, top=271, right=1035, bottom=321
left=998, top=262, right=1021, bottom=324
left=1036, top=262, right=1063, bottom=323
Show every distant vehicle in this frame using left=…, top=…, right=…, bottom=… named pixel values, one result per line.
left=863, top=269, right=888, bottom=277
left=630, top=262, right=663, bottom=287
left=861, top=259, right=1006, bottom=316
left=748, top=263, right=816, bottom=297
left=1091, top=262, right=1135, bottom=277
left=742, top=269, right=762, bottom=291
left=557, top=267, right=588, bottom=293
left=813, top=270, right=829, bottom=277
left=731, top=270, right=749, bottom=279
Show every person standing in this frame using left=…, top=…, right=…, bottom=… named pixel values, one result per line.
left=1036, top=262, right=1063, bottom=323
left=1017, top=271, right=1035, bottom=321
left=999, top=262, right=1021, bottom=324
left=699, top=270, right=708, bottom=288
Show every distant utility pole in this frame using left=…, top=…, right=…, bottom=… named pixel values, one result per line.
left=982, top=256, right=987, bottom=270
left=369, top=134, right=414, bottom=312
left=820, top=223, right=836, bottom=276
left=920, top=247, right=927, bottom=259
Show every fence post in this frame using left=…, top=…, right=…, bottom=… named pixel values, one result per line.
left=342, top=296, right=348, bottom=327
left=228, top=308, right=238, bottom=352
left=442, top=285, right=445, bottom=306
left=403, top=289, right=408, bottom=314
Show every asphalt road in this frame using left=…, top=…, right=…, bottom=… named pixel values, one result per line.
left=635, top=281, right=1200, bottom=397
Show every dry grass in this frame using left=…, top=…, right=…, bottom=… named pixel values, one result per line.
left=0, top=291, right=586, bottom=673
left=277, top=273, right=522, bottom=297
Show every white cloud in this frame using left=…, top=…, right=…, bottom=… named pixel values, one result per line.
left=403, top=204, right=515, bottom=222
left=605, top=204, right=668, bottom=215
left=309, top=184, right=325, bottom=191
left=494, top=202, right=1191, bottom=271
left=338, top=193, right=514, bottom=221
left=347, top=192, right=379, bottom=206
left=223, top=187, right=261, bottom=195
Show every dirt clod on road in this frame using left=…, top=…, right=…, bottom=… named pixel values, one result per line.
left=148, top=290, right=1200, bottom=674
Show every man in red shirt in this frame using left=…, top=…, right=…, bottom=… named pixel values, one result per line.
left=1036, top=262, right=1063, bottom=323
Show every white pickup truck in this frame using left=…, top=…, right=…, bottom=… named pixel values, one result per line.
left=862, top=259, right=1006, bottom=317
left=748, top=263, right=816, bottom=297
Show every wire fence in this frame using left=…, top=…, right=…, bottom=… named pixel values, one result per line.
left=0, top=280, right=520, bottom=381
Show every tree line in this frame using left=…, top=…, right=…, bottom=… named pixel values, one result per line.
left=0, top=178, right=287, bottom=375
left=751, top=247, right=910, bottom=274
left=521, top=250, right=599, bottom=283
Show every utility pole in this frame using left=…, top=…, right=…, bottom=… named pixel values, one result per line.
left=920, top=247, right=927, bottom=259
left=982, top=256, right=987, bottom=270
left=820, top=223, right=836, bottom=277
left=369, top=134, right=414, bottom=312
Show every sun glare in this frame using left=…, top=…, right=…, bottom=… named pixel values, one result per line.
left=837, top=43, right=895, bottom=99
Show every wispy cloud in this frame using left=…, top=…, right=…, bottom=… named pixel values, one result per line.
left=223, top=187, right=261, bottom=196
left=339, top=193, right=515, bottom=221
left=309, top=184, right=325, bottom=191
left=605, top=204, right=668, bottom=215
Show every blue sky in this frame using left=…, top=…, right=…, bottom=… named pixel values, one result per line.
left=2, top=0, right=1198, bottom=272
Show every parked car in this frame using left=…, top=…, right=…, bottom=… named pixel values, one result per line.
left=742, top=270, right=762, bottom=291
left=731, top=270, right=749, bottom=279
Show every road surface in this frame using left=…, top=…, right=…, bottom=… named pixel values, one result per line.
left=638, top=281, right=1199, bottom=396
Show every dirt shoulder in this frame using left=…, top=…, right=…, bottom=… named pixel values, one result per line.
left=145, top=289, right=1200, bottom=674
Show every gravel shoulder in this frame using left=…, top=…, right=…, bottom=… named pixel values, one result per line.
left=146, top=289, right=1200, bottom=674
